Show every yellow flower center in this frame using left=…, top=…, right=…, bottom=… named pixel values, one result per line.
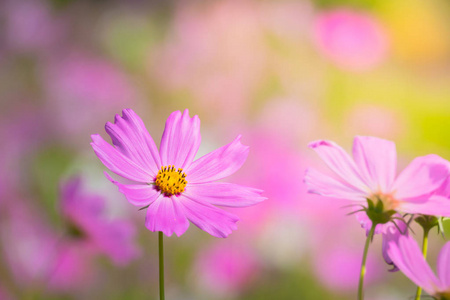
left=155, top=165, right=187, bottom=196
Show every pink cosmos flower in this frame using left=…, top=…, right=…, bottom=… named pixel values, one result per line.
left=193, top=242, right=260, bottom=296
left=314, top=9, right=388, bottom=71
left=91, top=109, right=265, bottom=238
left=304, top=136, right=450, bottom=219
left=386, top=234, right=450, bottom=298
left=60, top=176, right=140, bottom=265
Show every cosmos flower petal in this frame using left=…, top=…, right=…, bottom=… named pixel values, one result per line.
left=437, top=242, right=450, bottom=289
left=392, top=154, right=450, bottom=200
left=352, top=136, right=396, bottom=192
left=186, top=135, right=249, bottom=184
left=400, top=195, right=450, bottom=217
left=145, top=195, right=190, bottom=237
left=105, top=109, right=161, bottom=176
left=159, top=109, right=201, bottom=169
left=91, top=134, right=153, bottom=182
left=179, top=195, right=239, bottom=238
left=105, top=172, right=160, bottom=207
left=381, top=236, right=397, bottom=272
left=304, top=168, right=366, bottom=201
left=380, top=218, right=407, bottom=272
left=308, top=140, right=368, bottom=192
left=92, top=219, right=141, bottom=266
left=387, top=235, right=441, bottom=295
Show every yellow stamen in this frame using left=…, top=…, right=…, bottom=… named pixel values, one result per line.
left=155, top=165, right=187, bottom=196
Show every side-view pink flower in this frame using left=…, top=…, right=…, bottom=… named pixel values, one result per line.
left=387, top=234, right=450, bottom=299
left=60, top=176, right=140, bottom=265
left=356, top=211, right=407, bottom=272
left=91, top=109, right=265, bottom=238
left=304, top=136, right=450, bottom=219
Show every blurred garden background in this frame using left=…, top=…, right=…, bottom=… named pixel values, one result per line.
left=1, top=0, right=450, bottom=299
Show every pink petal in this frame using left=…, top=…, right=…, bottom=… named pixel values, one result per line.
left=91, top=219, right=141, bottom=266
left=304, top=168, right=366, bottom=201
left=159, top=109, right=201, bottom=169
left=145, top=196, right=190, bottom=237
left=185, top=182, right=265, bottom=207
left=105, top=109, right=161, bottom=177
left=435, top=177, right=450, bottom=197
left=400, top=195, right=450, bottom=217
left=179, top=195, right=239, bottom=238
left=381, top=235, right=396, bottom=271
left=91, top=134, right=153, bottom=182
left=438, top=242, right=450, bottom=289
left=387, top=235, right=440, bottom=295
left=352, top=136, right=396, bottom=193
left=105, top=172, right=160, bottom=207
left=392, top=154, right=450, bottom=200
left=308, top=140, right=369, bottom=193
left=380, top=217, right=408, bottom=272
left=186, top=135, right=249, bottom=184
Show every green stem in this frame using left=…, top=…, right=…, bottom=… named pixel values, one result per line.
left=415, top=228, right=429, bottom=300
left=358, top=223, right=376, bottom=300
left=159, top=231, right=165, bottom=300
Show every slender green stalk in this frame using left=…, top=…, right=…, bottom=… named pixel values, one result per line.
left=159, top=231, right=165, bottom=300
left=358, top=223, right=376, bottom=300
left=415, top=228, right=430, bottom=300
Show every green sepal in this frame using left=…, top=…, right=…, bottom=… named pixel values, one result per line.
left=365, top=198, right=396, bottom=225
left=415, top=215, right=439, bottom=233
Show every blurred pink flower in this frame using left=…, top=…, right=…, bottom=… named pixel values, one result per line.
left=314, top=244, right=382, bottom=291
left=227, top=131, right=306, bottom=237
left=1, top=201, right=93, bottom=291
left=387, top=234, right=450, bottom=298
left=314, top=9, right=388, bottom=71
left=260, top=1, right=313, bottom=40
left=2, top=177, right=141, bottom=292
left=0, top=106, right=48, bottom=198
left=44, top=53, right=136, bottom=138
left=309, top=200, right=384, bottom=291
left=345, top=105, right=405, bottom=140
left=3, top=0, right=65, bottom=53
left=60, top=176, right=141, bottom=265
left=305, top=136, right=450, bottom=217
left=194, top=242, right=260, bottom=296
left=91, top=109, right=265, bottom=237
left=256, top=98, right=319, bottom=142
left=151, top=1, right=266, bottom=118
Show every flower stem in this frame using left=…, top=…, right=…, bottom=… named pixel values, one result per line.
left=159, top=231, right=165, bottom=300
left=358, top=223, right=376, bottom=300
left=415, top=228, right=430, bottom=300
